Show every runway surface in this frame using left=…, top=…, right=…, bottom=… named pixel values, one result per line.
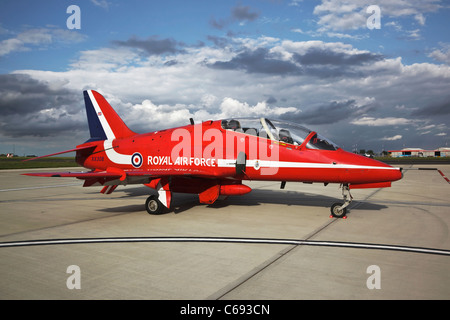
left=0, top=165, right=449, bottom=299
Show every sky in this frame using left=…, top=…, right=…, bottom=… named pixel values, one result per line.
left=1, top=0, right=449, bottom=156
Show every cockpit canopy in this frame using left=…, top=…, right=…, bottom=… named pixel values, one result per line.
left=221, top=118, right=339, bottom=151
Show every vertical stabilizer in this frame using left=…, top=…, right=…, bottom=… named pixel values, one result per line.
left=83, top=90, right=136, bottom=142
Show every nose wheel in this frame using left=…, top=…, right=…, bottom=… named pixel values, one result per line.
left=330, top=184, right=353, bottom=218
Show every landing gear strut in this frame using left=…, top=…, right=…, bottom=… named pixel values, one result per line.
left=330, top=184, right=353, bottom=218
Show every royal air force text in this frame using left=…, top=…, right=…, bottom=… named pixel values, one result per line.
left=148, top=156, right=216, bottom=167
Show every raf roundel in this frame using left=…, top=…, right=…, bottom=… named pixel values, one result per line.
left=131, top=152, right=143, bottom=168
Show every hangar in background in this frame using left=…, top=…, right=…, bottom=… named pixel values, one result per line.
left=389, top=147, right=450, bottom=157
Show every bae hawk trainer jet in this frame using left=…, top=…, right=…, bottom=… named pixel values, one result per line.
left=24, top=90, right=403, bottom=218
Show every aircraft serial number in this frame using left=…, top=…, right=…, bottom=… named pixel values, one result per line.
left=91, top=156, right=104, bottom=161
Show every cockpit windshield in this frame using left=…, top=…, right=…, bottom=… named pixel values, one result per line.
left=221, top=118, right=339, bottom=151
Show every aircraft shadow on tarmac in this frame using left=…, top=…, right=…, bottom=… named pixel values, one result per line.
left=95, top=186, right=388, bottom=215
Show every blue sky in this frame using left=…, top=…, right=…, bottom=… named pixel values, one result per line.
left=1, top=0, right=449, bottom=156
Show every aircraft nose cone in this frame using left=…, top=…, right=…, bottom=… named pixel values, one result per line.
left=393, top=166, right=403, bottom=181
left=368, top=157, right=403, bottom=182
left=339, top=150, right=403, bottom=184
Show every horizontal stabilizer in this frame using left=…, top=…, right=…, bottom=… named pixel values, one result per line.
left=22, top=171, right=123, bottom=179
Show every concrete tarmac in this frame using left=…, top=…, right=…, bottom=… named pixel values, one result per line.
left=0, top=165, right=449, bottom=300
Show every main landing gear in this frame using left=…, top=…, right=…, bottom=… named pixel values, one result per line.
left=330, top=184, right=353, bottom=219
left=145, top=195, right=164, bottom=215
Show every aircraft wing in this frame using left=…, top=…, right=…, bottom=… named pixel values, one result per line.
left=22, top=167, right=221, bottom=185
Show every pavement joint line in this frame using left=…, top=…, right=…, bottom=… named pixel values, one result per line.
left=0, top=183, right=80, bottom=192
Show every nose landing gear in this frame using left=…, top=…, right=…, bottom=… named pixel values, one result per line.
left=330, top=184, right=353, bottom=218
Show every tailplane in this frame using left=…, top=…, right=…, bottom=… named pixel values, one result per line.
left=83, top=90, right=136, bottom=142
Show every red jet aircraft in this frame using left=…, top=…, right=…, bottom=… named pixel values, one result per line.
left=24, top=90, right=403, bottom=218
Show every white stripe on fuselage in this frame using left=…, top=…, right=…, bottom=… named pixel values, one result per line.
left=218, top=159, right=398, bottom=170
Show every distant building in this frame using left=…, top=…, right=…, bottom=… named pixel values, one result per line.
left=388, top=147, right=450, bottom=157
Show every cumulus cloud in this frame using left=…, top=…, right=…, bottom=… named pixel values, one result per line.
left=294, top=47, right=383, bottom=66
left=0, top=27, right=86, bottom=57
left=313, top=0, right=443, bottom=32
left=428, top=42, right=450, bottom=64
left=381, top=135, right=402, bottom=141
left=90, top=0, right=110, bottom=9
left=208, top=40, right=384, bottom=78
left=0, top=74, right=77, bottom=116
left=232, top=5, right=260, bottom=22
left=351, top=117, right=417, bottom=126
left=210, top=4, right=260, bottom=29
left=216, top=97, right=296, bottom=119
left=0, top=74, right=82, bottom=137
left=281, top=100, right=358, bottom=125
left=209, top=47, right=302, bottom=75
left=113, top=35, right=186, bottom=56
left=124, top=99, right=194, bottom=132
left=122, top=96, right=296, bottom=133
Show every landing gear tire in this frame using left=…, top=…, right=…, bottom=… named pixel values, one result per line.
left=145, top=195, right=163, bottom=215
left=330, top=183, right=353, bottom=218
left=331, top=202, right=347, bottom=218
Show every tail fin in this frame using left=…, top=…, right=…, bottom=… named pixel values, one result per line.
left=83, top=90, right=136, bottom=142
